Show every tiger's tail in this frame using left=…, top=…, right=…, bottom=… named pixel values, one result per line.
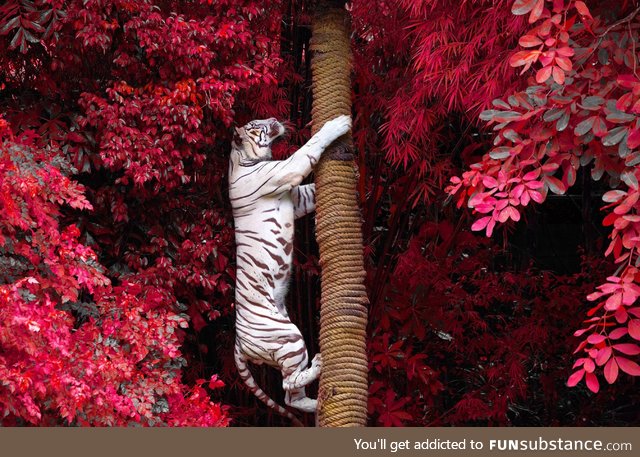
left=234, top=346, right=304, bottom=427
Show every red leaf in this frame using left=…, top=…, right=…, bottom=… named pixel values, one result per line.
left=617, top=93, right=634, bottom=111
left=519, top=35, right=543, bottom=48
left=587, top=333, right=606, bottom=344
left=604, top=358, right=619, bottom=384
left=529, top=190, right=544, bottom=203
left=609, top=327, right=629, bottom=340
left=503, top=206, right=521, bottom=222
left=616, top=356, right=640, bottom=376
left=512, top=0, right=537, bottom=15
left=556, top=47, right=575, bottom=57
left=617, top=74, right=640, bottom=89
left=544, top=175, right=566, bottom=194
left=471, top=216, right=492, bottom=232
left=603, top=212, right=619, bottom=226
left=574, top=324, right=595, bottom=337
left=615, top=307, right=628, bottom=323
left=613, top=191, right=639, bottom=215
left=567, top=369, right=585, bottom=387
left=595, top=346, right=612, bottom=366
left=510, top=50, right=541, bottom=67
left=529, top=0, right=544, bottom=23
left=208, top=375, right=225, bottom=389
left=552, top=66, right=565, bottom=85
left=555, top=56, right=572, bottom=72
left=629, top=319, right=640, bottom=340
left=602, top=190, right=627, bottom=203
left=592, top=117, right=608, bottom=137
left=613, top=343, right=640, bottom=356
left=536, top=65, right=552, bottom=83
left=585, top=372, right=600, bottom=393
left=583, top=358, right=595, bottom=372
left=575, top=1, right=592, bottom=18
left=628, top=128, right=640, bottom=149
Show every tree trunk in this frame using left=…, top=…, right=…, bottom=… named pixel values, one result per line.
left=310, top=0, right=369, bottom=427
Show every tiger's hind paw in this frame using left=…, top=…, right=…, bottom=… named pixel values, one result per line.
left=287, top=397, right=317, bottom=413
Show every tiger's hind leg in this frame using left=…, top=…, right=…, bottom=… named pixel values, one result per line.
left=281, top=353, right=322, bottom=413
left=285, top=388, right=316, bottom=413
left=275, top=338, right=322, bottom=413
left=282, top=352, right=322, bottom=391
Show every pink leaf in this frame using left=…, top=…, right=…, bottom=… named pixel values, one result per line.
left=602, top=190, right=627, bottom=203
left=616, top=356, right=640, bottom=376
left=536, top=65, right=552, bottom=83
left=471, top=216, right=492, bottom=232
left=567, top=369, right=585, bottom=387
left=609, top=327, right=629, bottom=340
left=629, top=319, right=640, bottom=341
left=482, top=176, right=498, bottom=187
left=605, top=293, right=623, bottom=311
left=545, top=175, right=566, bottom=194
left=613, top=343, right=640, bottom=356
left=512, top=0, right=537, bottom=15
left=618, top=74, right=640, bottom=89
left=519, top=35, right=543, bottom=48
left=595, top=346, right=612, bottom=366
left=486, top=218, right=496, bottom=237
left=575, top=1, right=592, bottom=18
left=507, top=206, right=521, bottom=221
left=628, top=128, right=640, bottom=149
left=585, top=372, right=600, bottom=393
left=604, top=358, right=619, bottom=384
left=615, top=307, right=628, bottom=323
left=552, top=66, right=565, bottom=85
left=555, top=56, right=572, bottom=72
left=529, top=190, right=544, bottom=203
left=556, top=47, right=575, bottom=57
left=510, top=50, right=541, bottom=67
left=587, top=333, right=606, bottom=344
left=574, top=324, right=595, bottom=337
left=529, top=0, right=544, bottom=23
left=586, top=291, right=604, bottom=301
left=583, top=358, right=595, bottom=373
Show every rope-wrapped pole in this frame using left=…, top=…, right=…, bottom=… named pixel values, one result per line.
left=310, top=0, right=369, bottom=427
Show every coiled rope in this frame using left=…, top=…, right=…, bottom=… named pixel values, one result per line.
left=310, top=0, right=369, bottom=427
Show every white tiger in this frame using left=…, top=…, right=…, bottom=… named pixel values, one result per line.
left=229, top=114, right=352, bottom=425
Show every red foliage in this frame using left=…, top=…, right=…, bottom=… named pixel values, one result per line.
left=0, top=133, right=229, bottom=425
left=353, top=0, right=639, bottom=426
left=447, top=0, right=640, bottom=393
left=2, top=0, right=640, bottom=427
left=0, top=0, right=286, bottom=426
left=366, top=218, right=632, bottom=425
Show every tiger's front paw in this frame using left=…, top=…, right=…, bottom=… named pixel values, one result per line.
left=319, top=114, right=351, bottom=144
left=311, top=353, right=322, bottom=372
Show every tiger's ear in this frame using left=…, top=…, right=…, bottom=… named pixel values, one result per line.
left=233, top=126, right=243, bottom=145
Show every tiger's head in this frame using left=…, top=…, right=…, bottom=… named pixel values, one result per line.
left=233, top=118, right=285, bottom=163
